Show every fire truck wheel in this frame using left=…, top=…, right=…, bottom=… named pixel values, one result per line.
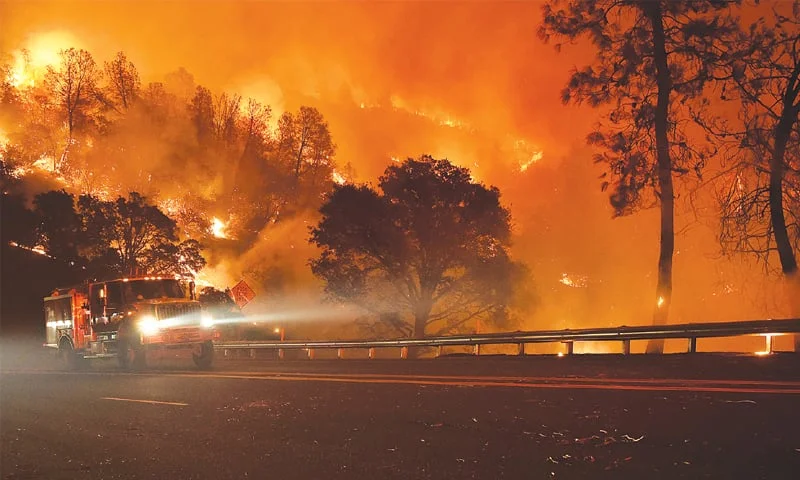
left=118, top=338, right=146, bottom=370
left=58, top=339, right=82, bottom=371
left=193, top=341, right=214, bottom=369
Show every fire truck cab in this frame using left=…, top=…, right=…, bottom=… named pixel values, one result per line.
left=44, top=277, right=217, bottom=370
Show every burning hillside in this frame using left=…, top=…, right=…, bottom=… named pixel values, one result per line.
left=1, top=1, right=796, bottom=345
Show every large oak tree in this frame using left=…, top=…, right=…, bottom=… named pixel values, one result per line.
left=310, top=156, right=522, bottom=339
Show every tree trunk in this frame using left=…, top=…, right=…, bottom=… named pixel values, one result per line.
left=411, top=298, right=433, bottom=358
left=644, top=2, right=675, bottom=354
left=770, top=114, right=800, bottom=351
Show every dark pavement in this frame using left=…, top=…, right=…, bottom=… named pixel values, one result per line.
left=2, top=346, right=800, bottom=479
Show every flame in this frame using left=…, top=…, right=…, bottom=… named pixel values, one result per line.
left=158, top=198, right=182, bottom=216
left=211, top=217, right=228, bottom=239
left=332, top=170, right=346, bottom=185
left=8, top=241, right=51, bottom=257
left=519, top=151, right=543, bottom=172
left=6, top=31, right=82, bottom=88
left=657, top=296, right=665, bottom=308
left=560, top=273, right=588, bottom=288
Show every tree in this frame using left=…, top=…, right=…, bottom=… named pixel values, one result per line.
left=274, top=106, right=336, bottom=208
left=32, top=190, right=83, bottom=265
left=540, top=0, right=739, bottom=353
left=78, top=191, right=205, bottom=276
left=45, top=48, right=101, bottom=170
left=310, top=156, right=519, bottom=340
left=703, top=2, right=800, bottom=349
left=104, top=51, right=140, bottom=110
left=0, top=192, right=38, bottom=247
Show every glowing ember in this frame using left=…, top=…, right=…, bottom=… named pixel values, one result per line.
left=559, top=273, right=588, bottom=288
left=211, top=217, right=228, bottom=239
left=158, top=198, right=182, bottom=216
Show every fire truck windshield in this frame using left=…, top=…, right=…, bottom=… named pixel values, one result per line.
left=123, top=279, right=185, bottom=301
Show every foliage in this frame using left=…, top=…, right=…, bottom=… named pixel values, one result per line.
left=22, top=189, right=206, bottom=277
left=540, top=0, right=737, bottom=216
left=0, top=47, right=340, bottom=254
left=700, top=2, right=800, bottom=275
left=310, top=156, right=521, bottom=338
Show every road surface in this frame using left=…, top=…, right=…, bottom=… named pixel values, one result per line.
left=2, top=349, right=800, bottom=479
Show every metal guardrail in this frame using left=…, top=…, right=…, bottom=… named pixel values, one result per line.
left=215, top=318, right=800, bottom=359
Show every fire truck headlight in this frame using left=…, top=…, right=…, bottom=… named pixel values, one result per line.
left=138, top=315, right=160, bottom=336
left=201, top=312, right=214, bottom=328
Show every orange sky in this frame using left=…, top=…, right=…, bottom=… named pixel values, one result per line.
left=1, top=0, right=792, bottom=345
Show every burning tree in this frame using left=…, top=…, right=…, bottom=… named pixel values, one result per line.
left=310, top=156, right=522, bottom=339
left=540, top=0, right=739, bottom=353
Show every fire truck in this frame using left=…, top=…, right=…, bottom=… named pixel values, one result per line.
left=44, top=276, right=217, bottom=370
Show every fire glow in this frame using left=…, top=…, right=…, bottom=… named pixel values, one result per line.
left=211, top=217, right=228, bottom=239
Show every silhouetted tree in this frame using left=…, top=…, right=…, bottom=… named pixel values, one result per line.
left=275, top=106, right=336, bottom=208
left=310, top=156, right=520, bottom=339
left=32, top=190, right=83, bottom=265
left=45, top=48, right=101, bottom=170
left=189, top=86, right=215, bottom=144
left=103, top=51, right=140, bottom=110
left=698, top=2, right=800, bottom=348
left=0, top=192, right=38, bottom=247
left=78, top=192, right=205, bottom=276
left=540, top=0, right=739, bottom=352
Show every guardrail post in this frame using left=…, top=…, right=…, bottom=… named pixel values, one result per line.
left=368, top=347, right=376, bottom=360
left=278, top=348, right=285, bottom=360
left=400, top=346, right=408, bottom=359
left=337, top=348, right=344, bottom=359
left=249, top=348, right=256, bottom=359
left=622, top=339, right=631, bottom=355
left=223, top=349, right=229, bottom=357
left=473, top=344, right=481, bottom=356
left=688, top=337, right=697, bottom=354
left=307, top=348, right=315, bottom=360
left=436, top=345, right=443, bottom=358
left=564, top=341, right=574, bottom=355
left=517, top=343, right=525, bottom=356
left=765, top=334, right=774, bottom=354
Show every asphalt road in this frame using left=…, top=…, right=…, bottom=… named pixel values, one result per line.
left=2, top=349, right=800, bottom=479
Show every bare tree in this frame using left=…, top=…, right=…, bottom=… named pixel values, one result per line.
left=213, top=92, right=241, bottom=145
left=540, top=0, right=738, bottom=353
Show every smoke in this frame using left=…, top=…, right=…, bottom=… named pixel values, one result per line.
left=1, top=0, right=793, bottom=347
